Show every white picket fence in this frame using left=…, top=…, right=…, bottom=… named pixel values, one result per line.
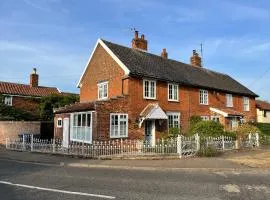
left=6, top=133, right=260, bottom=158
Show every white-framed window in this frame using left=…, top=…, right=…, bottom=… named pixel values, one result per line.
left=4, top=96, right=12, bottom=106
left=243, top=97, right=250, bottom=111
left=226, top=94, right=233, bottom=107
left=143, top=79, right=156, bottom=99
left=167, top=112, right=180, bottom=128
left=110, top=113, right=128, bottom=138
left=199, top=89, right=208, bottom=105
left=70, top=111, right=92, bottom=143
left=57, top=118, right=62, bottom=128
left=211, top=116, right=220, bottom=123
left=98, top=81, right=108, bottom=100
left=168, top=83, right=179, bottom=101
left=201, top=116, right=209, bottom=121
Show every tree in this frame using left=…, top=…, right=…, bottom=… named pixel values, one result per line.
left=235, top=123, right=261, bottom=140
left=40, top=94, right=79, bottom=121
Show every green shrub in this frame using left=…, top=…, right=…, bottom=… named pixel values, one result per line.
left=252, top=122, right=270, bottom=136
left=197, top=145, right=220, bottom=157
left=235, top=123, right=261, bottom=140
left=190, top=121, right=225, bottom=137
left=168, top=127, right=180, bottom=137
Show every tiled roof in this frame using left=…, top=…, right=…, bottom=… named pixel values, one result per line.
left=0, top=81, right=60, bottom=97
left=102, top=39, right=258, bottom=97
left=54, top=102, right=95, bottom=114
left=256, top=100, right=270, bottom=111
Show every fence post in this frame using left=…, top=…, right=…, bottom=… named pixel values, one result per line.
left=52, top=139, right=55, bottom=153
left=195, top=133, right=200, bottom=151
left=6, top=138, right=9, bottom=149
left=22, top=134, right=25, bottom=151
left=255, top=133, right=260, bottom=147
left=177, top=135, right=182, bottom=158
left=121, top=138, right=123, bottom=155
left=82, top=141, right=85, bottom=156
left=30, top=134, right=33, bottom=151
left=222, top=135, right=225, bottom=151
left=162, top=138, right=164, bottom=154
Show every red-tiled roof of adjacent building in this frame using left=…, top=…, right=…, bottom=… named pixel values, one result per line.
left=256, top=100, right=270, bottom=111
left=0, top=81, right=60, bottom=97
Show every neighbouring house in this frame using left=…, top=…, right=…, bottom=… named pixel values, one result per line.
left=256, top=100, right=270, bottom=123
left=0, top=68, right=77, bottom=118
left=54, top=31, right=258, bottom=146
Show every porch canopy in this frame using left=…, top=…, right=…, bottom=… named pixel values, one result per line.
left=210, top=107, right=244, bottom=117
left=139, top=103, right=168, bottom=127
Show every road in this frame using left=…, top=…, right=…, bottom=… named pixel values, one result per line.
left=0, top=159, right=269, bottom=200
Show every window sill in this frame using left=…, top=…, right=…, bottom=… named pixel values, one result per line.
left=199, top=103, right=209, bottom=106
left=110, top=136, right=128, bottom=139
left=168, top=99, right=179, bottom=103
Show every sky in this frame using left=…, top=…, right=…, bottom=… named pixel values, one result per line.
left=0, top=0, right=270, bottom=101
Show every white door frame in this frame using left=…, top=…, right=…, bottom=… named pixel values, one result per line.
left=145, top=120, right=155, bottom=145
left=63, top=118, right=70, bottom=148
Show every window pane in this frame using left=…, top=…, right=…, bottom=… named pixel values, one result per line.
left=82, top=114, right=86, bottom=126
left=150, top=82, right=155, bottom=97
left=144, top=81, right=149, bottom=97
left=78, top=114, right=81, bottom=127
left=87, top=114, right=91, bottom=127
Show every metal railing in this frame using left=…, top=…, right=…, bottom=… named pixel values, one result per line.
left=6, top=133, right=261, bottom=158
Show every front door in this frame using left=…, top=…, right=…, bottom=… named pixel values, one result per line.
left=63, top=118, right=69, bottom=148
left=145, top=120, right=155, bottom=145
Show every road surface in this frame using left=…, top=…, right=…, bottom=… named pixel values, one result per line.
left=0, top=159, right=269, bottom=200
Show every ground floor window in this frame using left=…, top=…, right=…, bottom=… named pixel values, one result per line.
left=201, top=116, right=209, bottom=121
left=57, top=118, right=62, bottom=128
left=167, top=112, right=180, bottom=128
left=110, top=113, right=128, bottom=138
left=71, top=111, right=92, bottom=143
left=211, top=116, right=220, bottom=123
left=230, top=119, right=239, bottom=129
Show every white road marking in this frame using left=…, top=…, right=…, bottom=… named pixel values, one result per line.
left=220, top=184, right=240, bottom=193
left=0, top=180, right=115, bottom=199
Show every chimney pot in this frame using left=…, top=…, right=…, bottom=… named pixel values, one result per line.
left=141, top=34, right=145, bottom=40
left=190, top=50, right=202, bottom=67
left=134, top=31, right=139, bottom=39
left=161, top=48, right=168, bottom=59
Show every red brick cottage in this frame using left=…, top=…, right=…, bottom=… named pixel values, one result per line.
left=54, top=32, right=258, bottom=146
left=0, top=68, right=76, bottom=118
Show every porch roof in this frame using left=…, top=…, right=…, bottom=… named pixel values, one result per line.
left=54, top=102, right=95, bottom=114
left=210, top=107, right=244, bottom=117
left=140, top=104, right=168, bottom=120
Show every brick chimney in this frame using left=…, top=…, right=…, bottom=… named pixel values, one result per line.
left=30, top=68, right=39, bottom=87
left=190, top=50, right=202, bottom=67
left=132, top=31, right=148, bottom=51
left=161, top=48, right=168, bottom=59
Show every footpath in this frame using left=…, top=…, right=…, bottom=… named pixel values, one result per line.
left=0, top=148, right=251, bottom=171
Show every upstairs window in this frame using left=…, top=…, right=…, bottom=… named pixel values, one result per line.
left=98, top=81, right=108, bottom=100
left=199, top=89, right=208, bottom=105
left=4, top=96, right=12, bottom=106
left=110, top=113, right=128, bottom=138
left=168, top=83, right=179, bottom=101
left=143, top=80, right=156, bottom=99
left=226, top=94, right=233, bottom=107
left=167, top=112, right=180, bottom=128
left=243, top=97, right=250, bottom=111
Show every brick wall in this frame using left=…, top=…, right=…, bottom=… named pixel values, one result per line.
left=80, top=44, right=125, bottom=102
left=12, top=96, right=40, bottom=117
left=127, top=77, right=257, bottom=133
left=0, top=121, right=41, bottom=144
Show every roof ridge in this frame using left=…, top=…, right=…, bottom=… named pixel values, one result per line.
left=0, top=81, right=58, bottom=89
left=101, top=39, right=228, bottom=77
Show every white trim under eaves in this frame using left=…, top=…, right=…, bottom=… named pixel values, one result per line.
left=76, top=38, right=130, bottom=88
left=210, top=107, right=228, bottom=117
